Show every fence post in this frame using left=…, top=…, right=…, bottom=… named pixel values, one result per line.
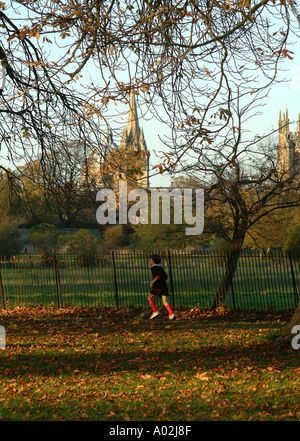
left=0, top=265, right=5, bottom=309
left=288, top=252, right=298, bottom=307
left=111, top=251, right=119, bottom=308
left=167, top=250, right=175, bottom=308
left=54, top=255, right=62, bottom=308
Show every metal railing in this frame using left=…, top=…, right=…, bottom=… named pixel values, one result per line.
left=0, top=250, right=299, bottom=310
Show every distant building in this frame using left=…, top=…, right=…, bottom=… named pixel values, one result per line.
left=82, top=92, right=150, bottom=190
left=277, top=109, right=300, bottom=177
left=81, top=128, right=118, bottom=189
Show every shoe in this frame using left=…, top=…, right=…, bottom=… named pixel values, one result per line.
left=169, top=313, right=175, bottom=320
left=150, top=311, right=159, bottom=319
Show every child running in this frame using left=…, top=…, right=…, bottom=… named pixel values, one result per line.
left=148, top=254, right=175, bottom=320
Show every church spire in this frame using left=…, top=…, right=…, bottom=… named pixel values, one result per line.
left=279, top=110, right=282, bottom=133
left=126, top=92, right=140, bottom=139
left=285, top=108, right=289, bottom=134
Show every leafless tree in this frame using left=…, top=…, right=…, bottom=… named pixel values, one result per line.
left=1, top=1, right=299, bottom=175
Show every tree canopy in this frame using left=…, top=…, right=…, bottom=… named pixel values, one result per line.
left=1, top=0, right=299, bottom=176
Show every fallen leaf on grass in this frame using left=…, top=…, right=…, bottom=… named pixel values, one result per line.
left=195, top=372, right=209, bottom=381
left=140, top=374, right=153, bottom=380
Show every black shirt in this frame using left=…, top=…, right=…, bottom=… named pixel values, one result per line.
left=151, top=264, right=168, bottom=292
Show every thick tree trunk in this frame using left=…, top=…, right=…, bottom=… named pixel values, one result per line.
left=273, top=300, right=300, bottom=346
left=211, top=232, right=245, bottom=309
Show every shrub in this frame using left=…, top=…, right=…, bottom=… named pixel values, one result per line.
left=283, top=226, right=300, bottom=257
left=0, top=225, right=22, bottom=257
left=29, top=223, right=60, bottom=256
left=58, top=229, right=99, bottom=265
left=209, top=237, right=231, bottom=266
left=102, top=225, right=125, bottom=250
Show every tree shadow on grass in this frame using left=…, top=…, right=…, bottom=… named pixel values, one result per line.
left=1, top=338, right=298, bottom=379
left=0, top=306, right=297, bottom=380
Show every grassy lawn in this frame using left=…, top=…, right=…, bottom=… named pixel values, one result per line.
left=1, top=253, right=299, bottom=310
left=0, top=306, right=299, bottom=421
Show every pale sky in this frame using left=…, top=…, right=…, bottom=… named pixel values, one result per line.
left=1, top=7, right=299, bottom=189
left=147, top=41, right=300, bottom=187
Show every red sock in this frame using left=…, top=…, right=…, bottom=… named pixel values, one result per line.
left=166, top=304, right=173, bottom=315
left=149, top=299, right=158, bottom=312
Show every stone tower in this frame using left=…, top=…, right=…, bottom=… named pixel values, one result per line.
left=118, top=92, right=150, bottom=187
left=277, top=109, right=300, bottom=177
left=81, top=128, right=118, bottom=189
left=82, top=93, right=150, bottom=189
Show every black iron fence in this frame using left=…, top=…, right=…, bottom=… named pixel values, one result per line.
left=0, top=250, right=299, bottom=310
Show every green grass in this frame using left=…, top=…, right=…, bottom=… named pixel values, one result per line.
left=0, top=306, right=299, bottom=421
left=1, top=254, right=299, bottom=309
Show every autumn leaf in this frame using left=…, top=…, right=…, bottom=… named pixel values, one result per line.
left=22, top=127, right=31, bottom=139
left=195, top=372, right=210, bottom=381
left=102, top=165, right=110, bottom=174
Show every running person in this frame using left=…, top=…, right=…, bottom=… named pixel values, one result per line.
left=148, top=254, right=175, bottom=320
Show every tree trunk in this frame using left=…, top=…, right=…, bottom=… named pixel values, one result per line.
left=211, top=231, right=245, bottom=309
left=273, top=300, right=300, bottom=346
